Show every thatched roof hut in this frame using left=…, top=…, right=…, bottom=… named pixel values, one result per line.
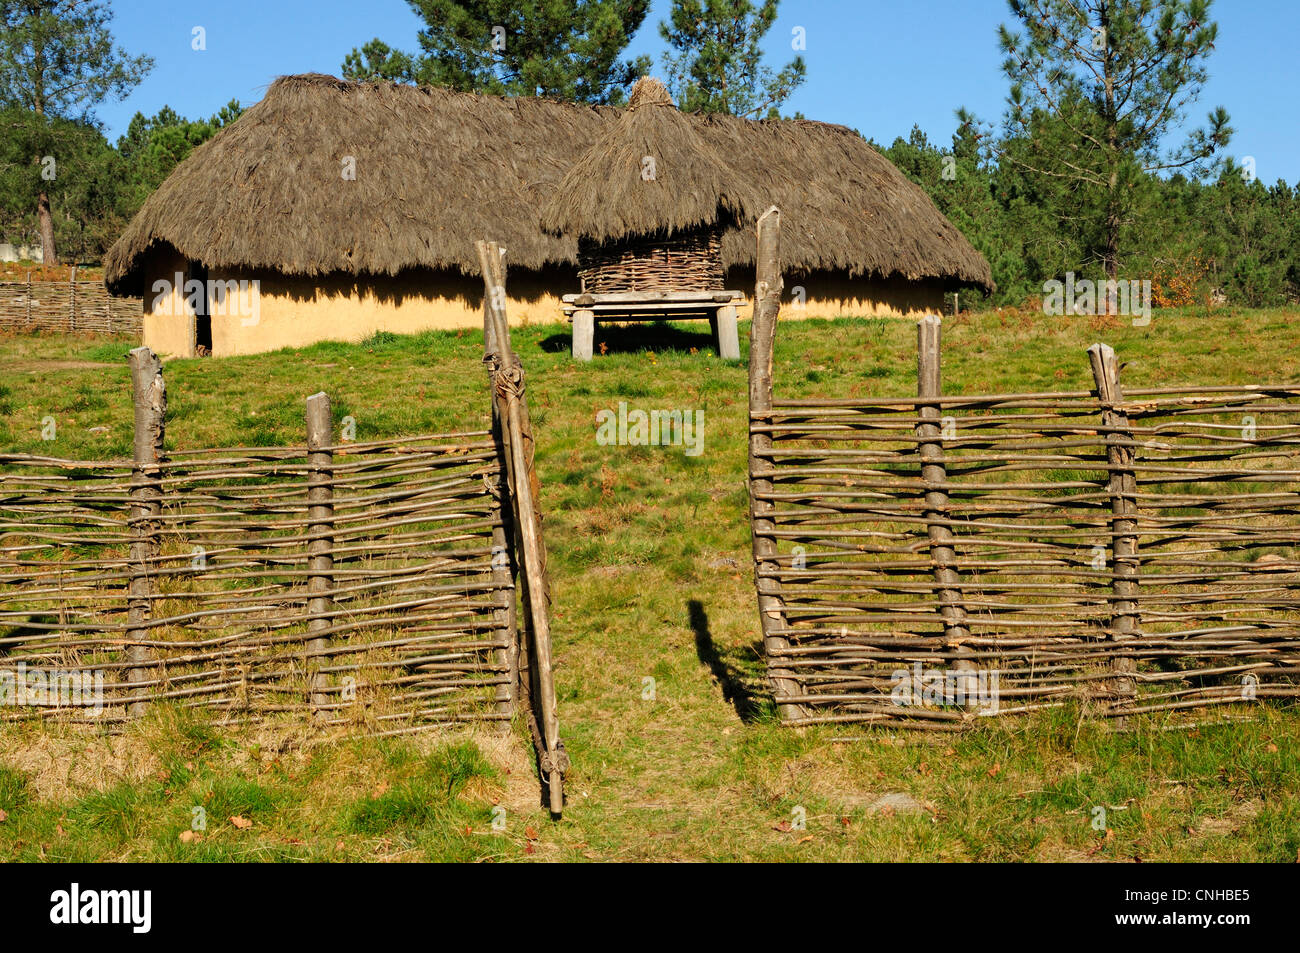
left=104, top=73, right=992, bottom=357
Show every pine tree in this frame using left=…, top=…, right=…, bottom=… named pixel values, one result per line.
left=987, top=0, right=1231, bottom=281
left=342, top=0, right=651, bottom=105
left=659, top=0, right=805, bottom=117
left=0, top=0, right=152, bottom=264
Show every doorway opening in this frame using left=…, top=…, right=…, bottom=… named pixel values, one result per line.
left=188, top=261, right=211, bottom=356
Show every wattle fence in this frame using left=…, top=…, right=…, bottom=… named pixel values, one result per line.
left=747, top=209, right=1300, bottom=728
left=0, top=276, right=142, bottom=335
left=1, top=430, right=513, bottom=734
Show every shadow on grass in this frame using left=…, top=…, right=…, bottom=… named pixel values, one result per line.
left=539, top=320, right=720, bottom=356
left=688, top=599, right=762, bottom=722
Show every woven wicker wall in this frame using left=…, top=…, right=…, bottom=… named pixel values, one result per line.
left=578, top=227, right=724, bottom=294
left=0, top=278, right=142, bottom=335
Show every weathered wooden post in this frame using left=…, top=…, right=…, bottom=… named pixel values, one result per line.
left=916, top=316, right=977, bottom=702
left=481, top=247, right=520, bottom=729
left=127, top=347, right=165, bottom=716
left=571, top=309, right=595, bottom=362
left=477, top=239, right=566, bottom=816
left=715, top=302, right=741, bottom=360
left=748, top=207, right=804, bottom=722
left=1088, top=343, right=1140, bottom=710
left=305, top=392, right=335, bottom=718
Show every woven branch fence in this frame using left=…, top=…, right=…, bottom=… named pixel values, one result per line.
left=748, top=208, right=1300, bottom=729
left=1, top=282, right=567, bottom=810
left=0, top=276, right=142, bottom=335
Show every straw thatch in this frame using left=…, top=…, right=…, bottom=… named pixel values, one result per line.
left=105, top=73, right=993, bottom=295
left=539, top=77, right=745, bottom=242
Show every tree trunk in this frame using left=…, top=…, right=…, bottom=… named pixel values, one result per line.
left=38, top=190, right=58, bottom=266
left=33, top=83, right=58, bottom=267
left=1101, top=1, right=1118, bottom=290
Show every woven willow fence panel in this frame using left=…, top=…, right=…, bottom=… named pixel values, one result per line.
left=0, top=279, right=142, bottom=335
left=753, top=382, right=1300, bottom=725
left=747, top=219, right=1300, bottom=728
left=0, top=436, right=512, bottom=734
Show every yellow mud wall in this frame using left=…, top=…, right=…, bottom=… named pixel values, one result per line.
left=136, top=247, right=573, bottom=358
left=140, top=247, right=197, bottom=358
left=724, top=268, right=949, bottom=320
left=136, top=246, right=953, bottom=359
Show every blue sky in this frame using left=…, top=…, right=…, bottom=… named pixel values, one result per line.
left=96, top=0, right=1299, bottom=185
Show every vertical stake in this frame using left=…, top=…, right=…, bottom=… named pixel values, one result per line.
left=1088, top=343, right=1140, bottom=711
left=305, top=392, right=335, bottom=719
left=127, top=347, right=165, bottom=716
left=917, top=316, right=978, bottom=705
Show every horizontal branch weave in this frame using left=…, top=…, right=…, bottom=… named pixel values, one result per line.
left=752, top=385, right=1300, bottom=726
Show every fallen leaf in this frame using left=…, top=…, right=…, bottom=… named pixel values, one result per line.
left=230, top=815, right=253, bottom=830
left=524, top=843, right=535, bottom=855
left=0, top=808, right=7, bottom=823
left=773, top=820, right=792, bottom=833
left=179, top=830, right=202, bottom=844
left=1266, top=743, right=1278, bottom=753
left=371, top=782, right=390, bottom=798
left=797, top=835, right=813, bottom=844
left=987, top=762, right=1002, bottom=778
left=524, top=826, right=539, bottom=841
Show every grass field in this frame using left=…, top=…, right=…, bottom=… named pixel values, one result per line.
left=1, top=305, right=1298, bottom=862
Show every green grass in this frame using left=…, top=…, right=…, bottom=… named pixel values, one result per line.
left=1, top=305, right=1298, bottom=861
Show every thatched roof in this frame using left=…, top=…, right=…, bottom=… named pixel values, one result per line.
left=105, top=73, right=992, bottom=294
left=539, top=77, right=746, bottom=242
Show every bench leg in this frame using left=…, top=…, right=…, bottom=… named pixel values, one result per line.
left=572, top=309, right=595, bottom=361
left=715, top=304, right=740, bottom=360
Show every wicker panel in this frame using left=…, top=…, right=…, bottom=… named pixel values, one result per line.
left=579, top=228, right=723, bottom=294
left=0, top=279, right=142, bottom=335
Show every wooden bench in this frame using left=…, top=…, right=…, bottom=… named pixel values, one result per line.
left=561, top=290, right=746, bottom=361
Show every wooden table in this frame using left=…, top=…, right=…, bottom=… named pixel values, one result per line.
left=561, top=290, right=746, bottom=361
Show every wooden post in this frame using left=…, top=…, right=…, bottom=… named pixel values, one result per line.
left=68, top=266, right=76, bottom=332
left=916, top=315, right=977, bottom=700
left=481, top=252, right=520, bottom=729
left=716, top=303, right=741, bottom=360
left=25, top=270, right=31, bottom=325
left=305, top=392, right=335, bottom=717
left=572, top=309, right=595, bottom=361
left=1088, top=343, right=1139, bottom=708
left=126, top=347, right=165, bottom=716
left=477, top=239, right=565, bottom=816
left=748, top=207, right=804, bottom=722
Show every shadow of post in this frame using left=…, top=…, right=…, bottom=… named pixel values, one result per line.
left=688, top=599, right=761, bottom=722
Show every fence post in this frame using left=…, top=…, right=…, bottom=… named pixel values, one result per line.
left=747, top=207, right=805, bottom=722
left=127, top=347, right=165, bottom=716
left=305, top=392, right=335, bottom=718
left=478, top=239, right=566, bottom=817
left=482, top=251, right=520, bottom=729
left=916, top=316, right=977, bottom=700
left=1088, top=343, right=1140, bottom=709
